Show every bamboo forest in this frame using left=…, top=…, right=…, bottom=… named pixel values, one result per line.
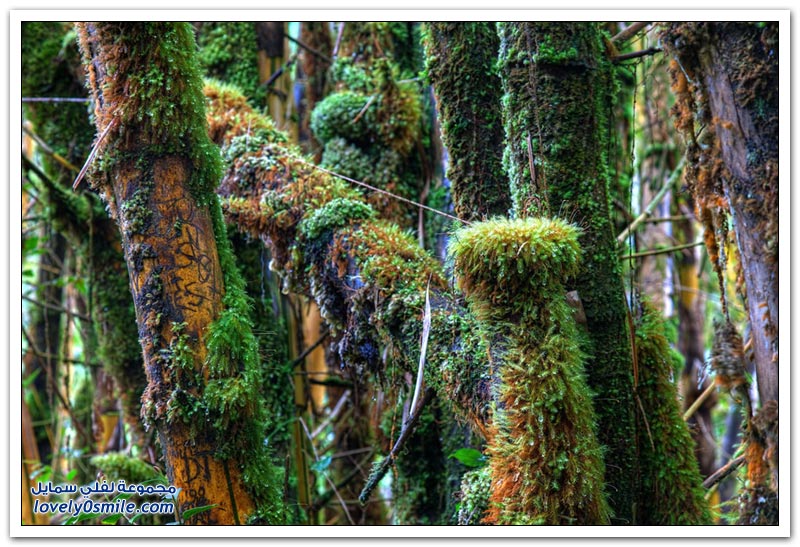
left=18, top=20, right=782, bottom=529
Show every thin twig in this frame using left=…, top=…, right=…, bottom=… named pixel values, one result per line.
left=287, top=33, right=333, bottom=63
left=262, top=52, right=299, bottom=90
left=351, top=95, right=376, bottom=124
left=302, top=161, right=469, bottom=226
left=22, top=97, right=90, bottom=103
left=311, top=389, right=351, bottom=439
left=409, top=280, right=431, bottom=415
left=623, top=240, right=704, bottom=260
left=299, top=417, right=355, bottom=525
left=612, top=47, right=663, bottom=63
left=22, top=294, right=92, bottom=322
left=289, top=329, right=330, bottom=368
left=611, top=22, right=652, bottom=44
left=359, top=388, right=435, bottom=505
left=702, top=455, right=746, bottom=489
left=73, top=118, right=117, bottom=190
left=21, top=125, right=80, bottom=173
left=683, top=382, right=717, bottom=422
left=332, top=22, right=345, bottom=59
left=617, top=158, right=685, bottom=243
left=642, top=215, right=692, bottom=224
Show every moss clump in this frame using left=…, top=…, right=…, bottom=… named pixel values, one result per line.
left=634, top=304, right=713, bottom=525
left=421, top=23, right=510, bottom=221
left=299, top=197, right=375, bottom=241
left=90, top=452, right=160, bottom=484
left=196, top=22, right=265, bottom=107
left=309, top=25, right=424, bottom=227
left=498, top=22, right=637, bottom=522
left=457, top=466, right=491, bottom=525
left=450, top=217, right=610, bottom=525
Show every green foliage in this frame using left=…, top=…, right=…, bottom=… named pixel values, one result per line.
left=634, top=305, right=713, bottom=524
left=449, top=448, right=486, bottom=468
left=450, top=217, right=610, bottom=525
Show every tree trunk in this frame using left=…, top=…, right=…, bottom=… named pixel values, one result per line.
left=422, top=22, right=510, bottom=221
left=77, top=22, right=284, bottom=524
left=661, top=22, right=779, bottom=406
left=497, top=22, right=637, bottom=523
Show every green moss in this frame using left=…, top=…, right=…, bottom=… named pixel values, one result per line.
left=457, top=466, right=491, bottom=525
left=79, top=23, right=223, bottom=206
left=299, top=197, right=376, bottom=241
left=450, top=217, right=610, bottom=525
left=90, top=452, right=160, bottom=484
left=309, top=25, right=424, bottom=227
left=498, top=22, right=637, bottom=522
left=422, top=23, right=510, bottom=221
left=196, top=23, right=265, bottom=106
left=78, top=23, right=287, bottom=523
left=634, top=305, right=713, bottom=525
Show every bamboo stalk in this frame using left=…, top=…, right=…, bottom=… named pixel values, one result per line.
left=683, top=381, right=717, bottom=422
left=617, top=158, right=684, bottom=243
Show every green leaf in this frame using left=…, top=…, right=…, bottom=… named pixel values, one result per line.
left=181, top=503, right=217, bottom=522
left=101, top=514, right=123, bottom=525
left=310, top=455, right=332, bottom=473
left=23, top=236, right=39, bottom=255
left=448, top=448, right=486, bottom=468
left=22, top=368, right=41, bottom=388
left=65, top=468, right=78, bottom=482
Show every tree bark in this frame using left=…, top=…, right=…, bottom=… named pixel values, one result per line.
left=77, top=22, right=284, bottom=524
left=661, top=22, right=779, bottom=406
left=422, top=23, right=510, bottom=221
left=497, top=22, right=638, bottom=523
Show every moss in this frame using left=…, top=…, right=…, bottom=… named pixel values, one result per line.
left=450, top=217, right=610, bottom=525
left=309, top=24, right=424, bottom=227
left=421, top=23, right=510, bottom=221
left=78, top=22, right=223, bottom=206
left=633, top=304, right=713, bottom=525
left=211, top=82, right=492, bottom=524
left=78, top=23, right=287, bottom=523
left=457, top=466, right=491, bottom=525
left=498, top=22, right=637, bottom=522
left=196, top=22, right=265, bottom=107
left=299, top=197, right=376, bottom=241
left=90, top=452, right=160, bottom=484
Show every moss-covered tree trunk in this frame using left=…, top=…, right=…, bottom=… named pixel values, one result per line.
left=422, top=22, right=510, bottom=221
left=497, top=22, right=637, bottom=523
left=661, top=22, right=779, bottom=408
left=77, top=22, right=284, bottom=524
